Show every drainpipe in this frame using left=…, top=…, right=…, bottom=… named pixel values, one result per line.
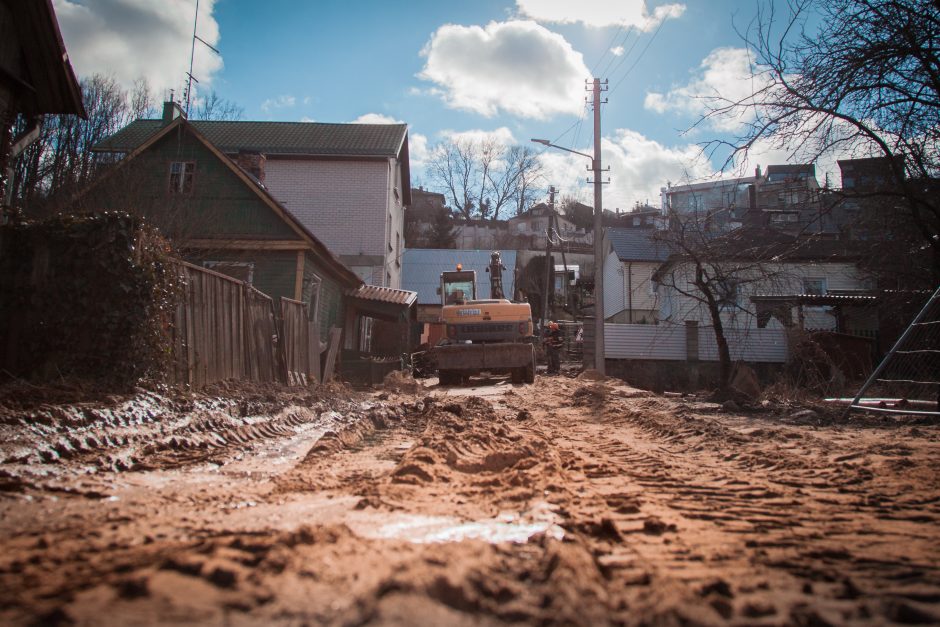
left=3, top=121, right=40, bottom=208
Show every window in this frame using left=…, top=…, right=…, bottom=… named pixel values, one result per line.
left=169, top=161, right=195, bottom=194
left=803, top=277, right=827, bottom=295
left=203, top=261, right=253, bottom=285
left=771, top=212, right=799, bottom=224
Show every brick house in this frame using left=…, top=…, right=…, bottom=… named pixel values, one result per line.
left=94, top=102, right=411, bottom=289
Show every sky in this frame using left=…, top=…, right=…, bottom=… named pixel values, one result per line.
left=51, top=0, right=835, bottom=213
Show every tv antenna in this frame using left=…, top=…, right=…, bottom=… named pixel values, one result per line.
left=183, top=0, right=220, bottom=116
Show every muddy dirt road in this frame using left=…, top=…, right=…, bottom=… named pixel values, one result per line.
left=1, top=376, right=939, bottom=625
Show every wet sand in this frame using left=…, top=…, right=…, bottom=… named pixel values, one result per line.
left=0, top=376, right=938, bottom=625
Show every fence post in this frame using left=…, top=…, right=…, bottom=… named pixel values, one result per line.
left=685, top=320, right=699, bottom=387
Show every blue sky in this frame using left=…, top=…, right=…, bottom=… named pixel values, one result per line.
left=53, top=0, right=823, bottom=211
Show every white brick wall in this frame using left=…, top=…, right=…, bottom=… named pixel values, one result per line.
left=262, top=157, right=406, bottom=289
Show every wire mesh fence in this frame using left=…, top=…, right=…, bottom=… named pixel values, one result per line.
left=848, top=286, right=940, bottom=416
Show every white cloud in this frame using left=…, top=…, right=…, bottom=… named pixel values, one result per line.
left=53, top=0, right=222, bottom=96
left=537, top=128, right=711, bottom=209
left=260, top=95, right=296, bottom=113
left=516, top=0, right=685, bottom=30
left=645, top=47, right=761, bottom=132
left=610, top=46, right=625, bottom=56
left=352, top=113, right=403, bottom=124
left=439, top=127, right=517, bottom=146
left=419, top=20, right=589, bottom=119
left=300, top=116, right=316, bottom=123
left=409, top=133, right=430, bottom=171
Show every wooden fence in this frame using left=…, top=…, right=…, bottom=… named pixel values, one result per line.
left=172, top=262, right=325, bottom=388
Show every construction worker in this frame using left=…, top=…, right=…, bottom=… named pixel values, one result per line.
left=543, top=321, right=564, bottom=375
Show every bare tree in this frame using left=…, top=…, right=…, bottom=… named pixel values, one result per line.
left=191, top=90, right=244, bottom=121
left=702, top=0, right=940, bottom=282
left=427, top=137, right=544, bottom=220
left=10, top=74, right=131, bottom=215
left=654, top=214, right=810, bottom=395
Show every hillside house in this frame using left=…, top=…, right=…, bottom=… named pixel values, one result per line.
left=94, top=102, right=411, bottom=289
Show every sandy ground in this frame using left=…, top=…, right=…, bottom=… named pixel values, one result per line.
left=0, top=374, right=938, bottom=625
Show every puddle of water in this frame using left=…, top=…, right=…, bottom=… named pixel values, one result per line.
left=350, top=503, right=565, bottom=544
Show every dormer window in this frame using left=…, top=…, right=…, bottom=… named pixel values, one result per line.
left=169, top=161, right=195, bottom=194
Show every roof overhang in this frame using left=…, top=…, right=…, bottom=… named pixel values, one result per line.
left=750, top=293, right=879, bottom=306
left=6, top=0, right=85, bottom=117
left=344, top=285, right=417, bottom=321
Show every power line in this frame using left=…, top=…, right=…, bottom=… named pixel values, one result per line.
left=590, top=23, right=626, bottom=76
left=609, top=17, right=667, bottom=96
left=599, top=26, right=635, bottom=79
left=603, top=28, right=642, bottom=84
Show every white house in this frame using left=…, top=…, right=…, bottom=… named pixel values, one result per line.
left=653, top=234, right=876, bottom=334
left=602, top=227, right=671, bottom=324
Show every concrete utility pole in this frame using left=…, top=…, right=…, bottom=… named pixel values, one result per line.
left=590, top=78, right=607, bottom=375
left=541, top=186, right=557, bottom=326
left=531, top=78, right=607, bottom=373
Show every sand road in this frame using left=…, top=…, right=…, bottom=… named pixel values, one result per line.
left=0, top=375, right=938, bottom=625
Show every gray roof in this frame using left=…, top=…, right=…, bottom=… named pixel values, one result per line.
left=94, top=119, right=408, bottom=157
left=608, top=228, right=671, bottom=262
left=402, top=249, right=517, bottom=305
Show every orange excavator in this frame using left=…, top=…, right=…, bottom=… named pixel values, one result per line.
left=431, top=252, right=536, bottom=385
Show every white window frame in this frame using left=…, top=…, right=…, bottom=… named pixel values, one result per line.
left=169, top=161, right=195, bottom=194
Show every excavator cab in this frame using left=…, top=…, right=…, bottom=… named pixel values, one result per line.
left=440, top=270, right=477, bottom=305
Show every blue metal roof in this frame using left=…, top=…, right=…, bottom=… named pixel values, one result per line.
left=402, top=249, right=517, bottom=305
left=607, top=228, right=672, bottom=262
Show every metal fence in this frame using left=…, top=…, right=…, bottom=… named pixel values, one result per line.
left=604, top=322, right=788, bottom=363
left=171, top=262, right=323, bottom=388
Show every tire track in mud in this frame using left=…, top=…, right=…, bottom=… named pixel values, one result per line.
left=510, top=377, right=940, bottom=624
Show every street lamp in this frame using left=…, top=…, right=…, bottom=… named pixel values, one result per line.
left=531, top=138, right=605, bottom=375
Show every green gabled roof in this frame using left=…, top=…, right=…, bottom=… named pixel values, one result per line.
left=94, top=119, right=408, bottom=157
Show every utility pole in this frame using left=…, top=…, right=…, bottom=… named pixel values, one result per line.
left=590, top=78, right=607, bottom=375
left=541, top=186, right=556, bottom=326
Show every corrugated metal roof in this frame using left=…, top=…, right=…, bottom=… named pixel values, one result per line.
left=94, top=119, right=408, bottom=157
left=402, top=249, right=517, bottom=305
left=608, top=228, right=671, bottom=262
left=345, top=284, right=417, bottom=307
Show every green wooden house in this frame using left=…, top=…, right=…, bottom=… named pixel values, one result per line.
left=76, top=111, right=361, bottom=338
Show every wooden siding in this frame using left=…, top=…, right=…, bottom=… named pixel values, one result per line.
left=81, top=126, right=299, bottom=241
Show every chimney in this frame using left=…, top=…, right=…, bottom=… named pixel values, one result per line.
left=755, top=164, right=762, bottom=179
left=162, top=101, right=185, bottom=125
left=745, top=183, right=761, bottom=227
left=237, top=150, right=266, bottom=183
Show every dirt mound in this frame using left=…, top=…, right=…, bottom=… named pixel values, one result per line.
left=571, top=383, right=611, bottom=407
left=381, top=370, right=424, bottom=394
left=577, top=369, right=607, bottom=382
